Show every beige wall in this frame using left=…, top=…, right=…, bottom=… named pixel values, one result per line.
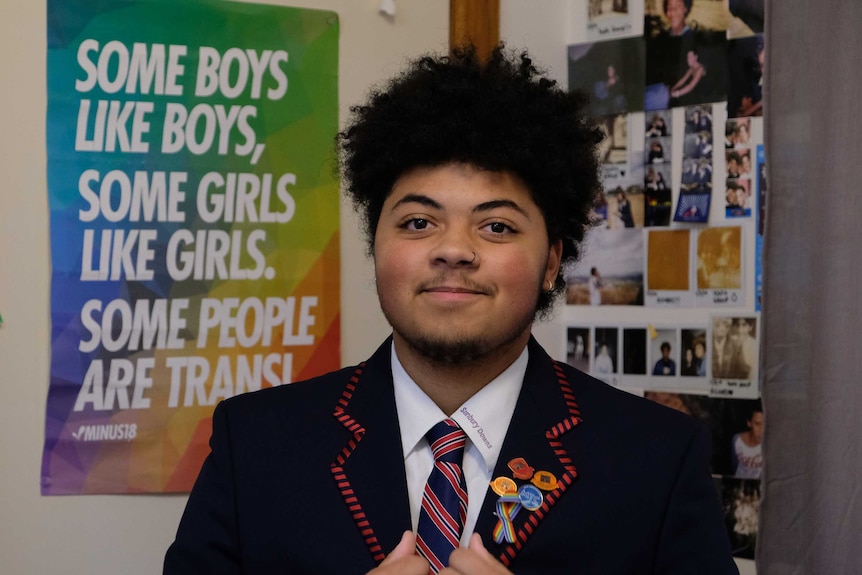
left=0, top=1, right=752, bottom=573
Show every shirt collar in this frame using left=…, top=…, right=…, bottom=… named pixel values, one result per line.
left=392, top=342, right=527, bottom=474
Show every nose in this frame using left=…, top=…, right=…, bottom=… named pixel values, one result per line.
left=429, top=228, right=478, bottom=267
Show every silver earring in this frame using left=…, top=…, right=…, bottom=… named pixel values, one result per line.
left=546, top=279, right=554, bottom=292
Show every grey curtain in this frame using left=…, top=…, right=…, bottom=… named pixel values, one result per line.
left=759, top=1, right=862, bottom=572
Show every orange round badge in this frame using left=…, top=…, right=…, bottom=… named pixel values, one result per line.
left=490, top=476, right=518, bottom=495
left=530, top=470, right=558, bottom=491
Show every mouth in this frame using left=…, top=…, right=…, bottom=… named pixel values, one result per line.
left=423, top=285, right=484, bottom=295
left=418, top=280, right=490, bottom=303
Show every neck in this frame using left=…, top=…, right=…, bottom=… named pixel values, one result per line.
left=392, top=332, right=530, bottom=416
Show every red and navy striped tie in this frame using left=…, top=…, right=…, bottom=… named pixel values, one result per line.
left=415, top=419, right=468, bottom=573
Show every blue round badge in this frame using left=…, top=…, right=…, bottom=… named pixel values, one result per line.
left=518, top=484, right=543, bottom=511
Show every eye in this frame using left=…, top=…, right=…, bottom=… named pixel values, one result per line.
left=401, top=218, right=430, bottom=231
left=483, top=221, right=515, bottom=235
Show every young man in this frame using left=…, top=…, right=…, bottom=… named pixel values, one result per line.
left=652, top=342, right=677, bottom=376
left=164, top=46, right=737, bottom=575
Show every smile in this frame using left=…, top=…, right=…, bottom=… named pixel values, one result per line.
left=420, top=285, right=487, bottom=303
left=424, top=286, right=483, bottom=294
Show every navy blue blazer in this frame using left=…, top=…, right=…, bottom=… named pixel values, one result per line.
left=164, top=337, right=737, bottom=574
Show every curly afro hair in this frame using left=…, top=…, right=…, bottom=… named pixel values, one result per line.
left=338, top=44, right=604, bottom=315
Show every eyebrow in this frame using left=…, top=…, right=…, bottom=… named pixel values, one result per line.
left=390, top=193, right=441, bottom=211
left=474, top=199, right=531, bottom=220
left=390, top=194, right=531, bottom=220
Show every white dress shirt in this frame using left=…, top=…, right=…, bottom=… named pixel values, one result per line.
left=391, top=342, right=526, bottom=546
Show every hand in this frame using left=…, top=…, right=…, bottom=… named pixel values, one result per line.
left=440, top=534, right=513, bottom=575
left=366, top=531, right=429, bottom=575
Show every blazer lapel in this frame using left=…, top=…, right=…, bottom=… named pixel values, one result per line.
left=475, top=337, right=583, bottom=568
left=330, top=339, right=412, bottom=565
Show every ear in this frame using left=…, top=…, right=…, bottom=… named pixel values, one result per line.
left=545, top=239, right=563, bottom=286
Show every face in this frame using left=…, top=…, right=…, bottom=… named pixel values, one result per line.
left=374, top=163, right=561, bottom=364
left=695, top=342, right=705, bottom=358
left=714, top=318, right=732, bottom=337
left=665, top=0, right=688, bottom=33
left=748, top=411, right=764, bottom=443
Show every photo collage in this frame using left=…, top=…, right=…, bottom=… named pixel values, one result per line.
left=568, top=0, right=766, bottom=558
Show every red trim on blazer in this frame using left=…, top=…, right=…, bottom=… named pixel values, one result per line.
left=330, top=363, right=387, bottom=562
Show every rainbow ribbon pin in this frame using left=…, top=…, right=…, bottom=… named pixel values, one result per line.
left=492, top=494, right=522, bottom=544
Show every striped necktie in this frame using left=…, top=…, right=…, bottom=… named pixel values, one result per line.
left=415, top=419, right=468, bottom=573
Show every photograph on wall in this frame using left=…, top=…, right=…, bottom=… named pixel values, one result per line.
left=43, top=0, right=340, bottom=494
left=695, top=226, right=745, bottom=306
left=680, top=327, right=708, bottom=377
left=709, top=315, right=760, bottom=398
left=643, top=391, right=762, bottom=557
left=683, top=130, right=714, bottom=161
left=675, top=103, right=714, bottom=224
left=606, top=187, right=645, bottom=228
left=598, top=114, right=647, bottom=192
left=725, top=148, right=751, bottom=179
left=586, top=0, right=641, bottom=40
left=725, top=177, right=751, bottom=218
left=644, top=0, right=729, bottom=110
left=593, top=327, right=620, bottom=382
left=642, top=109, right=673, bottom=226
left=726, top=0, right=763, bottom=39
left=623, top=327, right=648, bottom=374
left=589, top=0, right=631, bottom=18
left=565, top=227, right=645, bottom=305
left=645, top=228, right=694, bottom=306
left=598, top=114, right=630, bottom=165
left=673, top=189, right=711, bottom=222
left=726, top=34, right=764, bottom=118
left=649, top=328, right=679, bottom=376
left=566, top=327, right=591, bottom=372
left=644, top=164, right=673, bottom=226
left=568, top=36, right=646, bottom=115
left=645, top=109, right=672, bottom=137
left=599, top=114, right=647, bottom=193
left=684, top=104, right=714, bottom=133
left=725, top=117, right=752, bottom=149
left=717, top=476, right=760, bottom=559
left=680, top=157, right=713, bottom=195
left=643, top=393, right=763, bottom=478
left=645, top=136, right=671, bottom=166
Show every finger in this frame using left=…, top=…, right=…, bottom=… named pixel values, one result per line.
left=467, top=533, right=495, bottom=560
left=448, top=536, right=511, bottom=574
left=379, top=531, right=417, bottom=565
left=369, top=532, right=428, bottom=575
left=367, top=555, right=429, bottom=575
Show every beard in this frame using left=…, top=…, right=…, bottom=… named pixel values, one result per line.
left=381, top=301, right=537, bottom=365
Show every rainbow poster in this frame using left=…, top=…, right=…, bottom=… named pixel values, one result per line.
left=42, top=0, right=340, bottom=494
